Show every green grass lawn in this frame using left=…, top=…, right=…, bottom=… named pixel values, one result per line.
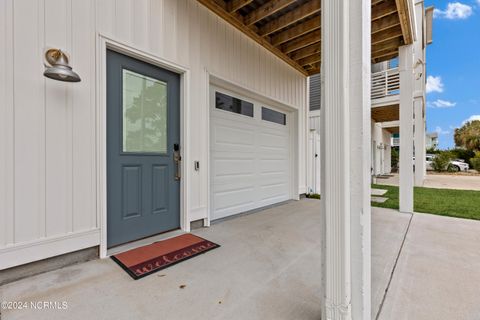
left=372, top=184, right=480, bottom=220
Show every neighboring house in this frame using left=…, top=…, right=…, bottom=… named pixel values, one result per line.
left=426, top=132, right=439, bottom=149
left=309, top=2, right=433, bottom=189
left=0, top=0, right=428, bottom=318
left=391, top=133, right=400, bottom=147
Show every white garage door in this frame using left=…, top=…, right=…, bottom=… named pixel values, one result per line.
left=210, top=86, right=291, bottom=220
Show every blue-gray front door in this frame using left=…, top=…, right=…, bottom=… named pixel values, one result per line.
left=107, top=50, right=180, bottom=248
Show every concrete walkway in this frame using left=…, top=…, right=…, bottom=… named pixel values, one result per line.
left=377, top=173, right=480, bottom=190
left=378, top=213, right=480, bottom=320
left=2, top=200, right=480, bottom=319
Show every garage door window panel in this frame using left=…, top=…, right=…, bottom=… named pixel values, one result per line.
left=261, top=107, right=286, bottom=125
left=215, top=91, right=254, bottom=117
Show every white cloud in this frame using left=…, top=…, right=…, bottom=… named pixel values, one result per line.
left=434, top=2, right=473, bottom=19
left=426, top=75, right=444, bottom=93
left=462, top=115, right=480, bottom=124
left=428, top=99, right=457, bottom=108
left=435, top=126, right=450, bottom=135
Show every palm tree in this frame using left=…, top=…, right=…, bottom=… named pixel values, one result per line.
left=454, top=120, right=480, bottom=151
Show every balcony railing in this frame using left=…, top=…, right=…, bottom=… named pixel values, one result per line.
left=391, top=137, right=400, bottom=147
left=371, top=67, right=400, bottom=100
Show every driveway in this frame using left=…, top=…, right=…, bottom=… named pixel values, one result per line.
left=1, top=200, right=480, bottom=319
left=377, top=173, right=480, bottom=190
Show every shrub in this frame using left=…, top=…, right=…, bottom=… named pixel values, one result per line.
left=306, top=193, right=321, bottom=200
left=431, top=152, right=453, bottom=172
left=391, top=148, right=399, bottom=172
left=426, top=147, right=441, bottom=155
left=449, top=148, right=475, bottom=164
left=471, top=157, right=480, bottom=172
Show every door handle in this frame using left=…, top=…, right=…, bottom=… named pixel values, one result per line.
left=173, top=144, right=181, bottom=181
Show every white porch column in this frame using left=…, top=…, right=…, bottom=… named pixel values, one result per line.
left=414, top=99, right=425, bottom=186
left=399, top=45, right=414, bottom=213
left=320, top=0, right=371, bottom=318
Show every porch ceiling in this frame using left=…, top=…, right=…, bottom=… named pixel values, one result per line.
left=197, top=0, right=414, bottom=76
left=371, top=104, right=399, bottom=122
left=385, top=126, right=399, bottom=134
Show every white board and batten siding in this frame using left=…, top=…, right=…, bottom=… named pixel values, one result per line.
left=0, top=0, right=307, bottom=269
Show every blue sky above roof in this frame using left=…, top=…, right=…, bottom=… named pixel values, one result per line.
left=424, top=0, right=480, bottom=149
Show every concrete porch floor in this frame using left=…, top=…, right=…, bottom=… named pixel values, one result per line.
left=1, top=199, right=480, bottom=320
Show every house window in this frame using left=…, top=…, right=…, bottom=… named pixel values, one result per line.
left=262, top=107, right=286, bottom=125
left=215, top=92, right=253, bottom=117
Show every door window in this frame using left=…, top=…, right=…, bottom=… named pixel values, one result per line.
left=122, top=69, right=168, bottom=153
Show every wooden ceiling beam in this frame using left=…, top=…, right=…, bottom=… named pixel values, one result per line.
left=282, top=29, right=321, bottom=54
left=307, top=64, right=320, bottom=75
left=372, top=25, right=403, bottom=45
left=271, top=17, right=320, bottom=46
left=196, top=0, right=308, bottom=75
left=373, top=52, right=399, bottom=63
left=372, top=1, right=398, bottom=21
left=372, top=13, right=400, bottom=34
left=227, top=0, right=253, bottom=13
left=372, top=37, right=402, bottom=54
left=395, top=0, right=414, bottom=44
left=244, top=0, right=296, bottom=26
left=259, top=0, right=321, bottom=36
left=372, top=49, right=399, bottom=61
left=298, top=53, right=320, bottom=66
left=289, top=42, right=320, bottom=60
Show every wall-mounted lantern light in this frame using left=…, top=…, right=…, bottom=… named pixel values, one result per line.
left=43, top=49, right=81, bottom=82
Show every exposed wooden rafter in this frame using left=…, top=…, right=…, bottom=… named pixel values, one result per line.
left=259, top=0, right=320, bottom=36
left=196, top=0, right=414, bottom=75
left=282, top=29, right=321, bottom=54
left=227, top=0, right=253, bottom=13
left=372, top=1, right=398, bottom=21
left=289, top=42, right=320, bottom=61
left=196, top=0, right=308, bottom=75
left=298, top=53, right=320, bottom=67
left=271, top=17, right=320, bottom=46
left=244, top=0, right=296, bottom=26
left=372, top=13, right=400, bottom=34
left=395, top=0, right=414, bottom=44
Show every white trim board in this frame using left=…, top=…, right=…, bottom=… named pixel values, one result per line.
left=96, top=35, right=191, bottom=258
left=0, top=229, right=100, bottom=270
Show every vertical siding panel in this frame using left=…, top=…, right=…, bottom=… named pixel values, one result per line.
left=13, top=0, right=46, bottom=243
left=253, top=43, right=260, bottom=92
left=0, top=0, right=15, bottom=246
left=44, top=0, right=70, bottom=237
left=0, top=0, right=6, bottom=246
left=132, top=0, right=149, bottom=50
left=149, top=0, right=164, bottom=57
left=115, top=0, right=133, bottom=43
left=176, top=0, right=189, bottom=66
left=72, top=0, right=96, bottom=232
left=95, top=0, right=115, bottom=36
left=163, top=0, right=177, bottom=61
left=189, top=1, right=202, bottom=209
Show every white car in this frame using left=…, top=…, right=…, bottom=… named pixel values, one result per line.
left=450, top=159, right=470, bottom=172
left=425, top=154, right=470, bottom=172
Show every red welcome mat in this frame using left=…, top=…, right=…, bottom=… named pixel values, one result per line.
left=111, top=234, right=220, bottom=280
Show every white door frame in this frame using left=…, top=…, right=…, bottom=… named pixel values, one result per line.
left=205, top=72, right=299, bottom=225
left=96, top=34, right=191, bottom=258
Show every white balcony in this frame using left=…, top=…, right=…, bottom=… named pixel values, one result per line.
left=371, top=67, right=400, bottom=99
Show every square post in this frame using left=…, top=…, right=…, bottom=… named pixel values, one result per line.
left=399, top=44, right=415, bottom=213
left=320, top=0, right=371, bottom=318
left=414, top=99, right=425, bottom=186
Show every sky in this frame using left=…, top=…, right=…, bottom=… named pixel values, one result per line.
left=423, top=0, right=480, bottom=149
